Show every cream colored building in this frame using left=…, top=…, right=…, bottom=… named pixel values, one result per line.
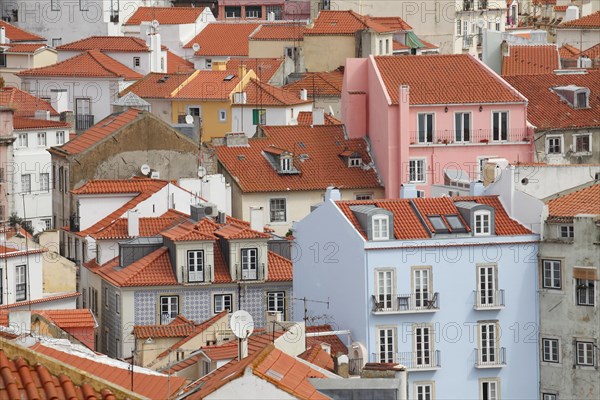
left=0, top=45, right=57, bottom=86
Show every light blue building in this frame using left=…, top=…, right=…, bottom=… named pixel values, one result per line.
left=293, top=188, right=540, bottom=400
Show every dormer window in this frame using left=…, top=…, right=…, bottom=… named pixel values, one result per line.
left=372, top=215, right=389, bottom=240
left=339, top=149, right=362, bottom=167
left=349, top=156, right=362, bottom=167
left=552, top=85, right=590, bottom=110
left=575, top=91, right=588, bottom=109
left=474, top=210, right=491, bottom=236
left=188, top=250, right=204, bottom=282
left=280, top=156, right=292, bottom=172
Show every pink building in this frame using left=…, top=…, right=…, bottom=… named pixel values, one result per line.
left=342, top=54, right=534, bottom=198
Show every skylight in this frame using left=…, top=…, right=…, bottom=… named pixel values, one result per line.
left=445, top=215, right=466, bottom=232
left=428, top=216, right=448, bottom=233
left=224, top=74, right=236, bottom=81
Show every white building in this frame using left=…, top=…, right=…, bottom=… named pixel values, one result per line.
left=0, top=243, right=44, bottom=305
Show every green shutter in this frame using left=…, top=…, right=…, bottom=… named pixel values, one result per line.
left=253, top=109, right=259, bottom=125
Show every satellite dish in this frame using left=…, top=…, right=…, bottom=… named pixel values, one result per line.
left=198, top=166, right=207, bottom=178
left=192, top=43, right=200, bottom=52
left=185, top=114, right=194, bottom=124
left=477, top=19, right=485, bottom=28
left=140, top=164, right=151, bottom=176
left=151, top=19, right=160, bottom=29
left=230, top=310, right=254, bottom=339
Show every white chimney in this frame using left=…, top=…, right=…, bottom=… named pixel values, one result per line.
left=9, top=310, right=31, bottom=334
left=400, top=183, right=418, bottom=198
left=312, top=108, right=325, bottom=125
left=128, top=209, right=140, bottom=237
left=239, top=338, right=249, bottom=359
left=299, top=89, right=308, bottom=101
left=0, top=27, right=6, bottom=45
left=469, top=181, right=485, bottom=196
left=325, top=186, right=341, bottom=202
left=564, top=5, right=579, bottom=22
left=50, top=89, right=69, bottom=113
left=147, top=32, right=162, bottom=73
left=249, top=206, right=263, bottom=232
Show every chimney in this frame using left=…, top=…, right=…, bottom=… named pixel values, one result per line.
left=299, top=88, right=308, bottom=101
left=238, top=64, right=247, bottom=77
left=147, top=31, right=162, bottom=73
left=9, top=310, right=31, bottom=334
left=0, top=27, right=5, bottom=45
left=324, top=186, right=341, bottom=202
left=127, top=209, right=140, bottom=237
left=249, top=206, right=264, bottom=232
left=400, top=183, right=418, bottom=198
left=334, top=355, right=349, bottom=378
left=50, top=89, right=69, bottom=113
left=469, top=181, right=485, bottom=196
left=501, top=40, right=509, bottom=57
left=312, top=108, right=325, bottom=125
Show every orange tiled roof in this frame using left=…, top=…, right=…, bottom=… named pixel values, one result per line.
left=29, top=343, right=187, bottom=399
left=0, top=292, right=80, bottom=310
left=0, top=20, right=45, bottom=42
left=237, top=79, right=311, bottom=106
left=283, top=69, right=344, bottom=97
left=12, top=117, right=71, bottom=130
left=92, top=209, right=188, bottom=240
left=559, top=43, right=581, bottom=59
left=17, top=50, right=143, bottom=81
left=161, top=219, right=220, bottom=241
left=250, top=23, right=306, bottom=41
left=370, top=16, right=412, bottom=31
left=96, top=247, right=178, bottom=287
left=35, top=309, right=96, bottom=329
left=306, top=325, right=348, bottom=356
left=298, top=344, right=334, bottom=371
left=71, top=176, right=168, bottom=195
left=554, top=5, right=568, bottom=12
left=374, top=55, right=524, bottom=105
left=215, top=124, right=381, bottom=192
left=547, top=183, right=600, bottom=220
left=582, top=42, right=600, bottom=59
left=306, top=10, right=395, bottom=35
left=173, top=70, right=242, bottom=100
left=504, top=70, right=600, bottom=129
left=0, top=350, right=116, bottom=400
left=558, top=10, right=600, bottom=28
left=296, top=111, right=342, bottom=126
left=215, top=221, right=272, bottom=240
left=166, top=50, right=195, bottom=73
left=133, top=316, right=197, bottom=339
left=120, top=71, right=194, bottom=99
left=393, top=40, right=410, bottom=51
left=200, top=341, right=238, bottom=360
left=226, top=58, right=283, bottom=83
left=502, top=45, right=560, bottom=76
left=268, top=251, right=294, bottom=281
left=0, top=87, right=58, bottom=118
left=0, top=43, right=47, bottom=53
left=184, top=23, right=260, bottom=56
left=125, top=6, right=206, bottom=25
left=412, top=197, right=471, bottom=233
left=56, top=36, right=150, bottom=52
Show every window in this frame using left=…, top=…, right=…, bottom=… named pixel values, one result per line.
left=246, top=6, right=261, bottom=18
left=479, top=322, right=499, bottom=365
left=480, top=379, right=499, bottom=400
left=576, top=341, right=595, bottom=366
left=218, top=109, right=227, bottom=122
left=160, top=296, right=178, bottom=324
left=495, top=21, right=500, bottom=31
left=214, top=294, right=233, bottom=313
left=56, top=131, right=65, bottom=145
left=414, top=326, right=432, bottom=366
left=133, top=57, right=140, bottom=68
left=413, top=268, right=431, bottom=308
left=206, top=59, right=212, bottom=69
left=376, top=270, right=394, bottom=310
left=18, top=133, right=28, bottom=147
left=477, top=264, right=498, bottom=307
left=379, top=39, right=383, bottom=55
left=559, top=225, right=573, bottom=239
left=115, top=293, right=120, bottom=314
left=417, top=113, right=434, bottom=143
left=474, top=211, right=491, bottom=235
left=0, top=52, right=5, bottom=68
left=547, top=136, right=562, bottom=154
left=224, top=6, right=241, bottom=18
left=355, top=193, right=373, bottom=200
left=575, top=91, right=588, bottom=109
left=41, top=218, right=52, bottom=230
left=52, top=38, right=62, bottom=47
left=409, top=159, right=425, bottom=183
left=576, top=279, right=595, bottom=306
left=385, top=38, right=390, bottom=54
left=542, top=394, right=557, bottom=400
left=348, top=157, right=362, bottom=167
left=104, top=329, right=110, bottom=354
left=279, top=156, right=292, bottom=172
left=104, top=287, right=108, bottom=308
left=455, top=112, right=471, bottom=142
left=574, top=134, right=591, bottom=153
left=542, top=260, right=561, bottom=289
left=492, top=111, right=508, bottom=141
left=15, top=265, right=27, bottom=301
left=415, top=383, right=434, bottom=400
left=21, top=174, right=31, bottom=194
left=75, top=98, right=91, bottom=116
left=188, top=250, right=204, bottom=282
left=40, top=173, right=49, bottom=191
left=542, top=338, right=559, bottom=363
left=372, top=215, right=389, bottom=240
left=266, top=5, right=283, bottom=20
left=267, top=291, right=286, bottom=319
left=241, top=248, right=258, bottom=280
left=270, top=198, right=286, bottom=222
left=377, top=327, right=396, bottom=363
left=252, top=109, right=266, bottom=125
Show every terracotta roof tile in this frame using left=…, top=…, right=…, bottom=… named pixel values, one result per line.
left=374, top=55, right=525, bottom=105
left=17, top=50, right=143, bottom=80
left=216, top=124, right=380, bottom=192
left=393, top=40, right=410, bottom=51
left=502, top=45, right=560, bottom=76
left=268, top=251, right=293, bottom=281
left=133, top=317, right=197, bottom=339
left=184, top=23, right=260, bottom=56
left=173, top=70, right=242, bottom=100
left=239, top=79, right=311, bottom=106
left=215, top=222, right=272, bottom=239
left=283, top=70, right=344, bottom=97
left=34, top=309, right=96, bottom=329
left=554, top=5, right=569, bottom=12
left=125, top=6, right=206, bottom=25
left=306, top=10, right=395, bottom=35
left=0, top=292, right=80, bottom=310
left=0, top=20, right=45, bottom=42
left=0, top=43, right=47, bottom=53
left=200, top=341, right=238, bottom=360
left=558, top=10, right=600, bottom=28
left=305, top=326, right=348, bottom=356
left=559, top=43, right=581, bottom=59
left=12, top=117, right=71, bottom=130
left=297, top=111, right=342, bottom=126
left=166, top=50, right=195, bottom=73
left=161, top=219, right=219, bottom=241
left=451, top=196, right=533, bottom=236
left=56, top=36, right=150, bottom=52
left=547, top=183, right=600, bottom=219
left=0, top=87, right=58, bottom=118
left=226, top=58, right=283, bottom=83
left=582, top=42, right=600, bottom=59
left=120, top=71, right=194, bottom=99
left=298, top=345, right=334, bottom=371
left=165, top=354, right=201, bottom=373
left=92, top=209, right=189, bottom=240
left=72, top=176, right=168, bottom=195
left=370, top=16, right=412, bottom=31
left=504, top=70, right=600, bottom=129
left=250, top=24, right=306, bottom=41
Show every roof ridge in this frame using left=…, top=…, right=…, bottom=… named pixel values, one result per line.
left=86, top=50, right=129, bottom=78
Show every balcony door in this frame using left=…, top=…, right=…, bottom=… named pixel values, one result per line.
left=479, top=322, right=497, bottom=364
left=413, top=268, right=430, bottom=308
left=415, top=326, right=432, bottom=366
left=376, top=270, right=393, bottom=309
left=241, top=248, right=257, bottom=280
left=378, top=327, right=396, bottom=363
left=478, top=264, right=497, bottom=306
left=76, top=98, right=90, bottom=116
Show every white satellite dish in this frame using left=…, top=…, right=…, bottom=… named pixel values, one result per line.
left=198, top=166, right=207, bottom=178
left=140, top=164, right=151, bottom=176
left=151, top=19, right=160, bottom=29
left=230, top=310, right=254, bottom=339
left=192, top=43, right=200, bottom=52
left=185, top=114, right=194, bottom=124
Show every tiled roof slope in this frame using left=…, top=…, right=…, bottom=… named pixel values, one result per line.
left=336, top=196, right=531, bottom=240
left=29, top=343, right=188, bottom=399
left=297, top=111, right=342, bottom=125
left=250, top=24, right=306, bottom=40
left=306, top=325, right=348, bottom=355
left=173, top=70, right=243, bottom=100
left=306, top=10, right=395, bottom=35
left=71, top=176, right=168, bottom=195
left=547, top=183, right=600, bottom=220
left=167, top=50, right=195, bottom=73
left=96, top=247, right=178, bottom=287
left=124, top=6, right=206, bottom=25
left=120, top=71, right=194, bottom=99
left=0, top=20, right=45, bottom=42
left=215, top=124, right=381, bottom=192
left=92, top=209, right=188, bottom=239
left=502, top=45, right=560, bottom=76
left=56, top=36, right=150, bottom=52
left=12, top=117, right=71, bottom=130
left=582, top=42, right=600, bottom=59
left=240, top=79, right=311, bottom=106
left=184, top=23, right=260, bottom=56
left=298, top=344, right=334, bottom=371
left=558, top=10, right=600, bottom=28
left=0, top=292, right=80, bottom=310
left=1, top=43, right=46, bottom=53
left=283, top=69, right=344, bottom=97
left=559, top=43, right=581, bottom=59
left=504, top=70, right=600, bottom=129
left=0, top=87, right=59, bottom=118
left=370, top=16, right=412, bottom=31
left=17, top=50, right=143, bottom=80
left=35, top=309, right=96, bottom=329
left=374, top=55, right=525, bottom=105
left=227, top=58, right=283, bottom=83
left=0, top=350, right=115, bottom=400
left=133, top=315, right=198, bottom=339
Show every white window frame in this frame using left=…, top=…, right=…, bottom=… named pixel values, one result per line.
left=377, top=326, right=397, bottom=363
left=15, top=265, right=27, bottom=301
left=348, top=157, right=362, bottom=167
left=56, top=131, right=65, bottom=145
left=375, top=269, right=395, bottom=310
left=478, top=322, right=499, bottom=365
left=477, top=263, right=498, bottom=307
left=269, top=198, right=286, bottom=222
left=491, top=111, right=508, bottom=141
left=542, top=338, right=559, bottom=363
left=18, top=133, right=28, bottom=148
left=187, top=250, right=204, bottom=282
left=160, top=295, right=179, bottom=324
left=558, top=225, right=573, bottom=239
left=455, top=112, right=471, bottom=142
left=279, top=156, right=292, bottom=172
left=40, top=173, right=50, bottom=192
left=218, top=109, right=227, bottom=122
left=214, top=293, right=233, bottom=313
left=480, top=378, right=500, bottom=400
left=409, top=158, right=426, bottom=183
left=372, top=215, right=390, bottom=240
left=412, top=267, right=432, bottom=309
left=414, top=382, right=435, bottom=400
left=542, top=393, right=557, bottom=400
left=42, top=218, right=52, bottom=230
left=241, top=248, right=258, bottom=280
left=21, top=174, right=31, bottom=194
left=573, top=133, right=591, bottom=154
left=37, top=132, right=46, bottom=146
left=414, top=324, right=433, bottom=367
left=474, top=210, right=491, bottom=236
left=576, top=279, right=595, bottom=306
left=546, top=135, right=563, bottom=155
left=417, top=113, right=434, bottom=143
left=267, top=291, right=286, bottom=319
left=133, top=56, right=140, bottom=68
left=542, top=260, right=561, bottom=289
left=575, top=341, right=595, bottom=366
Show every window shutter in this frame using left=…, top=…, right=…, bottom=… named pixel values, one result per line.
left=253, top=109, right=259, bottom=125
left=573, top=267, right=598, bottom=281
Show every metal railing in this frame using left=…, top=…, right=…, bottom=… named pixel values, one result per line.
left=16, top=283, right=27, bottom=301
left=473, top=289, right=505, bottom=309
left=372, top=350, right=441, bottom=369
left=161, top=312, right=177, bottom=325
left=372, top=293, right=439, bottom=313
left=75, top=114, right=94, bottom=132
left=409, top=128, right=531, bottom=145
left=475, top=347, right=506, bottom=367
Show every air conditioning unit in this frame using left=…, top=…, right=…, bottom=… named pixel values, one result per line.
left=202, top=203, right=219, bottom=217
left=150, top=170, right=160, bottom=179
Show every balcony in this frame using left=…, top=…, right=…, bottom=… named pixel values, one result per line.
left=161, top=312, right=177, bottom=325
left=409, top=128, right=531, bottom=146
left=75, top=114, right=94, bottom=132
left=372, top=350, right=441, bottom=370
left=474, top=347, right=506, bottom=368
left=473, top=289, right=505, bottom=310
left=371, top=293, right=439, bottom=314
